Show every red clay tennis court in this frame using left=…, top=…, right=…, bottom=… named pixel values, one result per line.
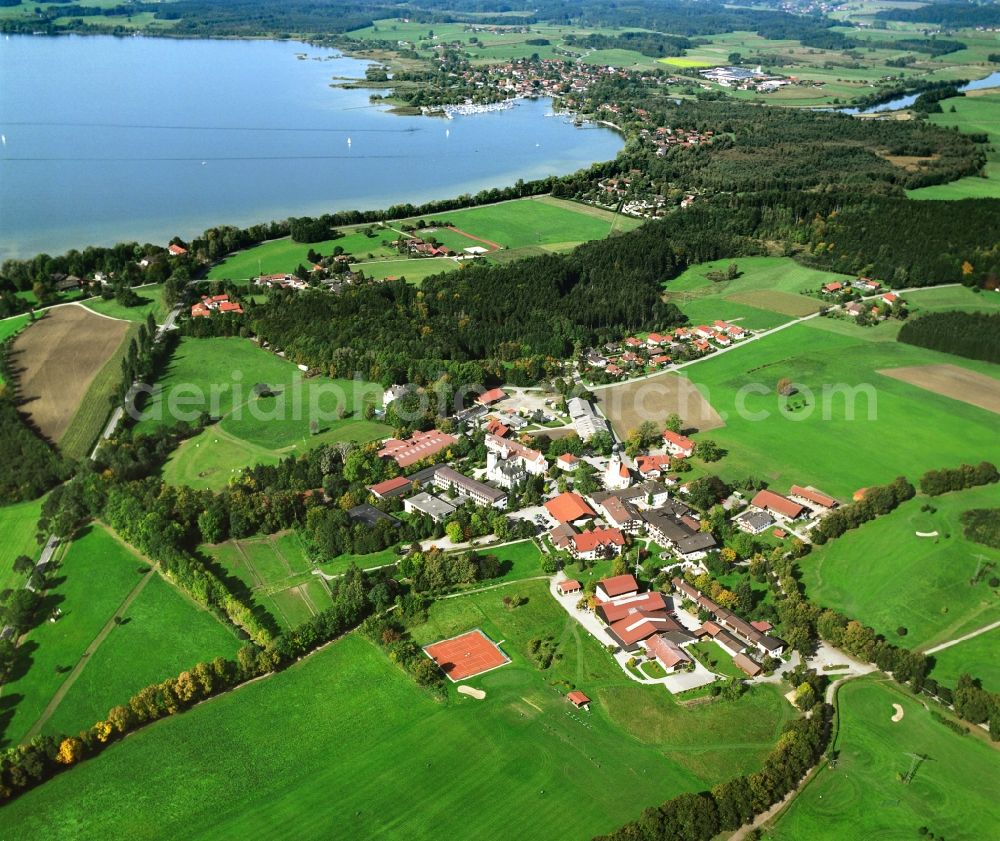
left=423, top=629, right=510, bottom=682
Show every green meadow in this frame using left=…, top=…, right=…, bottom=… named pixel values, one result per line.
left=799, top=485, right=1000, bottom=651
left=203, top=531, right=332, bottom=631
left=766, top=678, right=1000, bottom=841
left=136, top=337, right=390, bottom=489
left=205, top=196, right=637, bottom=285
left=664, top=256, right=847, bottom=323
left=908, top=92, right=1000, bottom=201
left=42, top=572, right=240, bottom=739
left=929, top=627, right=1000, bottom=693
left=0, top=498, right=44, bottom=596
left=1, top=579, right=796, bottom=840
left=676, top=318, right=1000, bottom=500
left=79, top=284, right=168, bottom=323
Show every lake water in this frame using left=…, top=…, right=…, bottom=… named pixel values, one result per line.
left=834, top=70, right=1000, bottom=115
left=0, top=35, right=623, bottom=259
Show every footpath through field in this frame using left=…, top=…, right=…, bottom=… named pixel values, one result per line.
left=923, top=619, right=1000, bottom=655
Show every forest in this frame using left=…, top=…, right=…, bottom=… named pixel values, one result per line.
left=898, top=311, right=1000, bottom=364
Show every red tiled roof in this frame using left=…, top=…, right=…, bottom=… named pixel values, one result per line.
left=368, top=476, right=411, bottom=497
left=572, top=527, right=625, bottom=554
left=557, top=453, right=579, bottom=465
left=751, top=620, right=773, bottom=632
left=219, top=301, right=243, bottom=313
left=545, top=492, right=595, bottom=523
left=597, top=573, right=639, bottom=598
left=558, top=579, right=582, bottom=594
left=663, top=430, right=695, bottom=452
left=646, top=634, right=690, bottom=669
left=789, top=485, right=838, bottom=509
left=751, top=490, right=805, bottom=520
left=599, top=591, right=667, bottom=623
left=567, top=690, right=590, bottom=706
left=485, top=418, right=510, bottom=438
left=608, top=611, right=673, bottom=646
left=378, top=429, right=458, bottom=468
left=476, top=387, right=507, bottom=405
left=636, top=454, right=672, bottom=475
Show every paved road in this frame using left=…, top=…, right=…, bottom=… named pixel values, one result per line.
left=924, top=620, right=1000, bottom=655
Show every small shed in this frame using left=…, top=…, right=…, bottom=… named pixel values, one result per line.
left=558, top=579, right=582, bottom=596
left=567, top=691, right=591, bottom=710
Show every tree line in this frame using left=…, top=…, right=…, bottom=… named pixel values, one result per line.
left=899, top=312, right=1000, bottom=365
left=810, top=477, right=915, bottom=544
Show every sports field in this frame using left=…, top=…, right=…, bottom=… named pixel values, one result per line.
left=1, top=580, right=795, bottom=840
left=765, top=678, right=1000, bottom=840
left=204, top=531, right=331, bottom=630
left=908, top=92, right=1000, bottom=201
left=0, top=497, right=44, bottom=596
left=137, top=337, right=390, bottom=489
left=9, top=306, right=131, bottom=443
left=663, top=257, right=847, bottom=326
left=667, top=319, right=1000, bottom=499
left=929, top=627, right=1000, bottom=693
left=799, top=485, right=1000, bottom=651
left=1, top=525, right=237, bottom=748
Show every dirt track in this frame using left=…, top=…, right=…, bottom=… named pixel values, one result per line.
left=9, top=305, right=129, bottom=441
left=878, top=364, right=1000, bottom=416
left=596, top=373, right=725, bottom=437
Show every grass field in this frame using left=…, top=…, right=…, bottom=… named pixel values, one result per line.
left=136, top=337, right=390, bottom=488
left=663, top=257, right=849, bottom=325
left=79, top=284, right=168, bottom=323
left=0, top=527, right=146, bottom=747
left=203, top=531, right=331, bottom=630
left=908, top=92, right=1000, bottom=201
left=205, top=196, right=639, bottom=284
left=43, top=572, right=240, bottom=738
left=57, top=322, right=139, bottom=461
left=10, top=306, right=130, bottom=444
left=1, top=579, right=795, bottom=839
left=666, top=318, right=1000, bottom=499
left=688, top=640, right=747, bottom=679
left=800, top=485, right=1000, bottom=651
left=0, top=498, right=44, bottom=597
left=765, top=677, right=1000, bottom=840
left=929, top=627, right=1000, bottom=693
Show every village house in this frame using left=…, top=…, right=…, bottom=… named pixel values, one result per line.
left=750, top=489, right=806, bottom=521
left=557, top=453, right=580, bottom=472
left=167, top=243, right=188, bottom=256
left=378, top=429, right=458, bottom=468
left=570, top=527, right=626, bottom=560
left=662, top=430, right=695, bottom=458
left=645, top=633, right=693, bottom=673
left=484, top=433, right=548, bottom=475
left=713, top=320, right=747, bottom=340
left=635, top=454, right=672, bottom=479
left=821, top=281, right=843, bottom=294
left=191, top=293, right=243, bottom=318
left=485, top=418, right=510, bottom=438
left=594, top=494, right=642, bottom=533
left=735, top=509, right=776, bottom=535
left=433, top=466, right=508, bottom=510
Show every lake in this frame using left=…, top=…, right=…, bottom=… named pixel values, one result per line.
left=0, top=35, right=623, bottom=259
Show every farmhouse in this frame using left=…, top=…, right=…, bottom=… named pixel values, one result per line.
left=788, top=485, right=839, bottom=512
left=646, top=633, right=692, bottom=673
left=750, top=489, right=806, bottom=520
left=167, top=243, right=188, bottom=256
left=821, top=282, right=843, bottom=294
left=596, top=574, right=639, bottom=602
left=403, top=492, right=457, bottom=522
left=662, top=430, right=695, bottom=458
left=367, top=475, right=412, bottom=500
left=736, top=509, right=775, bottom=535
left=433, top=466, right=508, bottom=510
left=378, top=429, right=459, bottom=468
left=571, top=527, right=626, bottom=560
left=545, top=492, right=596, bottom=524
left=191, top=294, right=243, bottom=318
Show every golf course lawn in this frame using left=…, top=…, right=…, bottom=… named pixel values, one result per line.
left=799, top=485, right=1000, bottom=651
left=765, top=678, right=1000, bottom=840
left=929, top=627, right=1000, bottom=693
left=2, top=581, right=795, bottom=840
left=136, top=337, right=390, bottom=489
left=42, top=573, right=241, bottom=739
left=0, top=497, right=44, bottom=596
left=673, top=319, right=1000, bottom=499
left=0, top=524, right=240, bottom=748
